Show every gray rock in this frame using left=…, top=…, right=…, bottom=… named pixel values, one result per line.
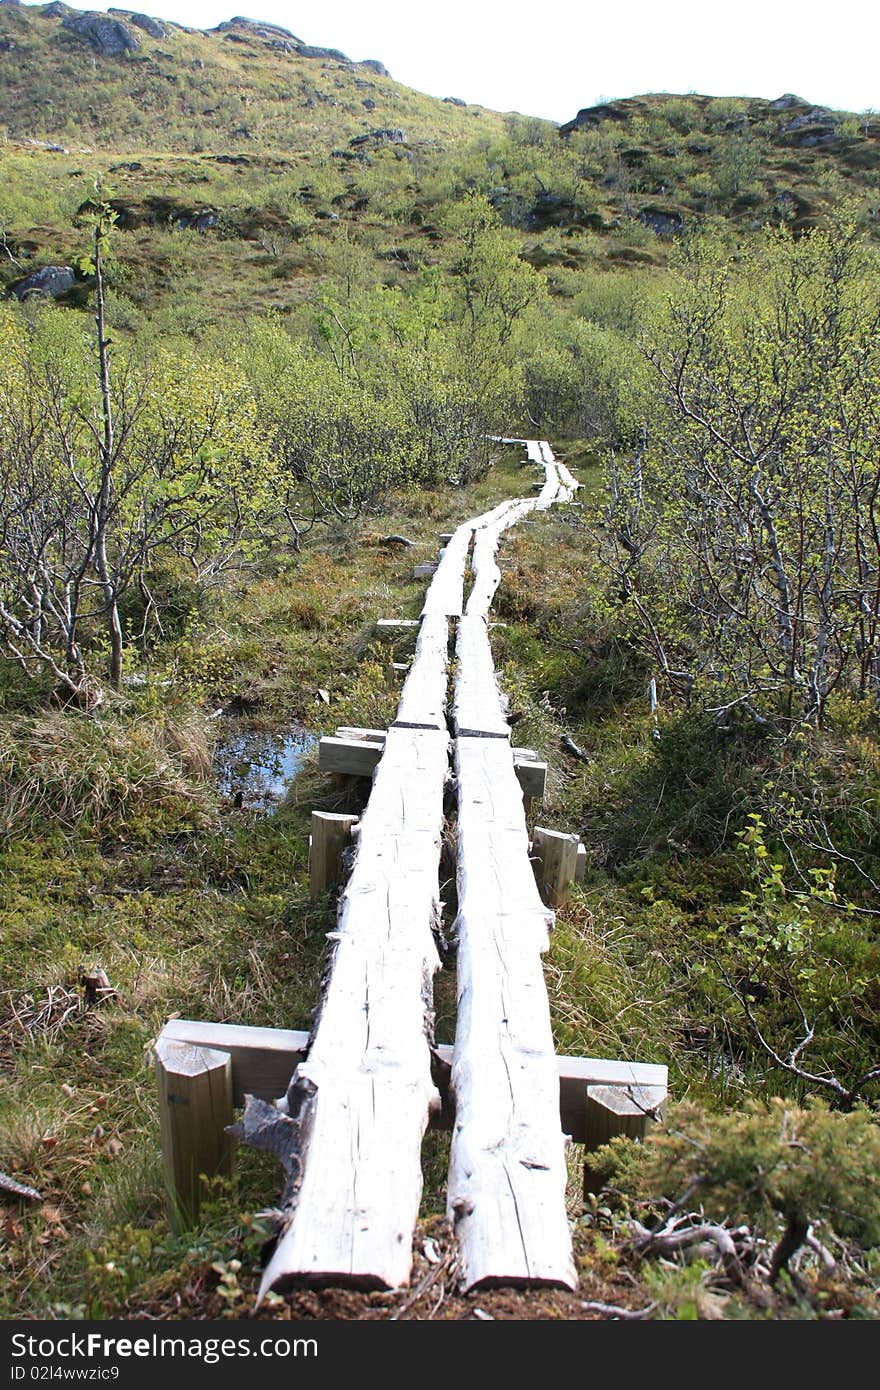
left=298, top=43, right=350, bottom=61
left=42, top=2, right=72, bottom=16
left=560, top=102, right=629, bottom=136
left=62, top=12, right=140, bottom=55
left=0, top=1, right=22, bottom=8
left=359, top=59, right=389, bottom=77
left=12, top=265, right=76, bottom=300
left=129, top=12, right=167, bottom=39
left=216, top=17, right=303, bottom=43
left=639, top=207, right=685, bottom=238
left=783, top=107, right=834, bottom=132
left=443, top=96, right=466, bottom=106
left=769, top=93, right=807, bottom=110
left=362, top=98, right=376, bottom=111
left=349, top=127, right=406, bottom=148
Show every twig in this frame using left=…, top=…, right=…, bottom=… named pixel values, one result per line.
left=0, top=1172, right=41, bottom=1203
left=580, top=1300, right=657, bottom=1319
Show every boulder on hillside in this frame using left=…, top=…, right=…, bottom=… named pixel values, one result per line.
left=62, top=12, right=140, bottom=55
left=42, top=2, right=72, bottom=15
left=560, top=102, right=630, bottom=136
left=782, top=106, right=834, bottom=132
left=107, top=9, right=167, bottom=39
left=639, top=205, right=685, bottom=237
left=10, top=265, right=76, bottom=300
left=215, top=16, right=303, bottom=43
left=349, top=127, right=406, bottom=148
left=360, top=58, right=389, bottom=77
left=768, top=93, right=808, bottom=110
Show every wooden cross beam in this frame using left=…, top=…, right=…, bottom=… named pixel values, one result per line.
left=153, top=1018, right=667, bottom=1222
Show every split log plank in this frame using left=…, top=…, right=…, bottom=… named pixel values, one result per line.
left=448, top=735, right=576, bottom=1291
left=421, top=523, right=472, bottom=619
left=453, top=614, right=510, bottom=738
left=260, top=724, right=449, bottom=1294
left=393, top=611, right=450, bottom=731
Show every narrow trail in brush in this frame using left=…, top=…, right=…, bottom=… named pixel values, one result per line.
left=249, top=439, right=580, bottom=1296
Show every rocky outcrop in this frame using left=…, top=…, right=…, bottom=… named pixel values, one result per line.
left=769, top=93, right=808, bottom=111
left=215, top=16, right=303, bottom=43
left=211, top=17, right=388, bottom=75
left=639, top=206, right=685, bottom=238
left=560, top=102, right=630, bottom=136
left=107, top=9, right=167, bottom=39
left=11, top=265, right=76, bottom=300
left=62, top=12, right=140, bottom=55
left=350, top=127, right=406, bottom=148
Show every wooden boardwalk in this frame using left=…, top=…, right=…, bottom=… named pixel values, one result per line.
left=166, top=440, right=599, bottom=1295
left=255, top=439, right=579, bottom=1294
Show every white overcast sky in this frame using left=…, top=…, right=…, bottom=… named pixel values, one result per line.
left=28, top=0, right=880, bottom=120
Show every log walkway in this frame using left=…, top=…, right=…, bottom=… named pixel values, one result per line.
left=154, top=440, right=667, bottom=1296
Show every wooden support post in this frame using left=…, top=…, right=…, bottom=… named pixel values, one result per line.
left=413, top=563, right=438, bottom=580
left=438, top=533, right=454, bottom=544
left=582, top=1083, right=667, bottom=1196
left=575, top=843, right=587, bottom=883
left=531, top=826, right=579, bottom=908
left=309, top=811, right=358, bottom=898
left=154, top=1037, right=234, bottom=1231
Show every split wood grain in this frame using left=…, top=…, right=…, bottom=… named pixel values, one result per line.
left=260, top=725, right=449, bottom=1294
left=448, top=736, right=577, bottom=1291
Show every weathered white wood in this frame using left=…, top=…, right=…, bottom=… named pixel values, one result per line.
left=318, top=736, right=383, bottom=778
left=309, top=811, right=358, bottom=898
left=421, top=523, right=472, bottom=619
left=154, top=1037, right=234, bottom=1230
left=412, top=562, right=438, bottom=580
left=261, top=724, right=449, bottom=1294
left=532, top=825, right=580, bottom=908
left=514, top=756, right=547, bottom=798
left=335, top=726, right=386, bottom=745
left=158, top=1018, right=666, bottom=1145
left=393, top=611, right=450, bottom=731
left=448, top=736, right=576, bottom=1291
left=161, top=1019, right=312, bottom=1107
left=375, top=618, right=419, bottom=632
left=453, top=614, right=510, bottom=738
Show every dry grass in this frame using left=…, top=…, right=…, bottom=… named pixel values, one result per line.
left=0, top=710, right=215, bottom=840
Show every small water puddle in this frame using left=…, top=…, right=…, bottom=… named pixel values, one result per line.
left=214, top=723, right=317, bottom=812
